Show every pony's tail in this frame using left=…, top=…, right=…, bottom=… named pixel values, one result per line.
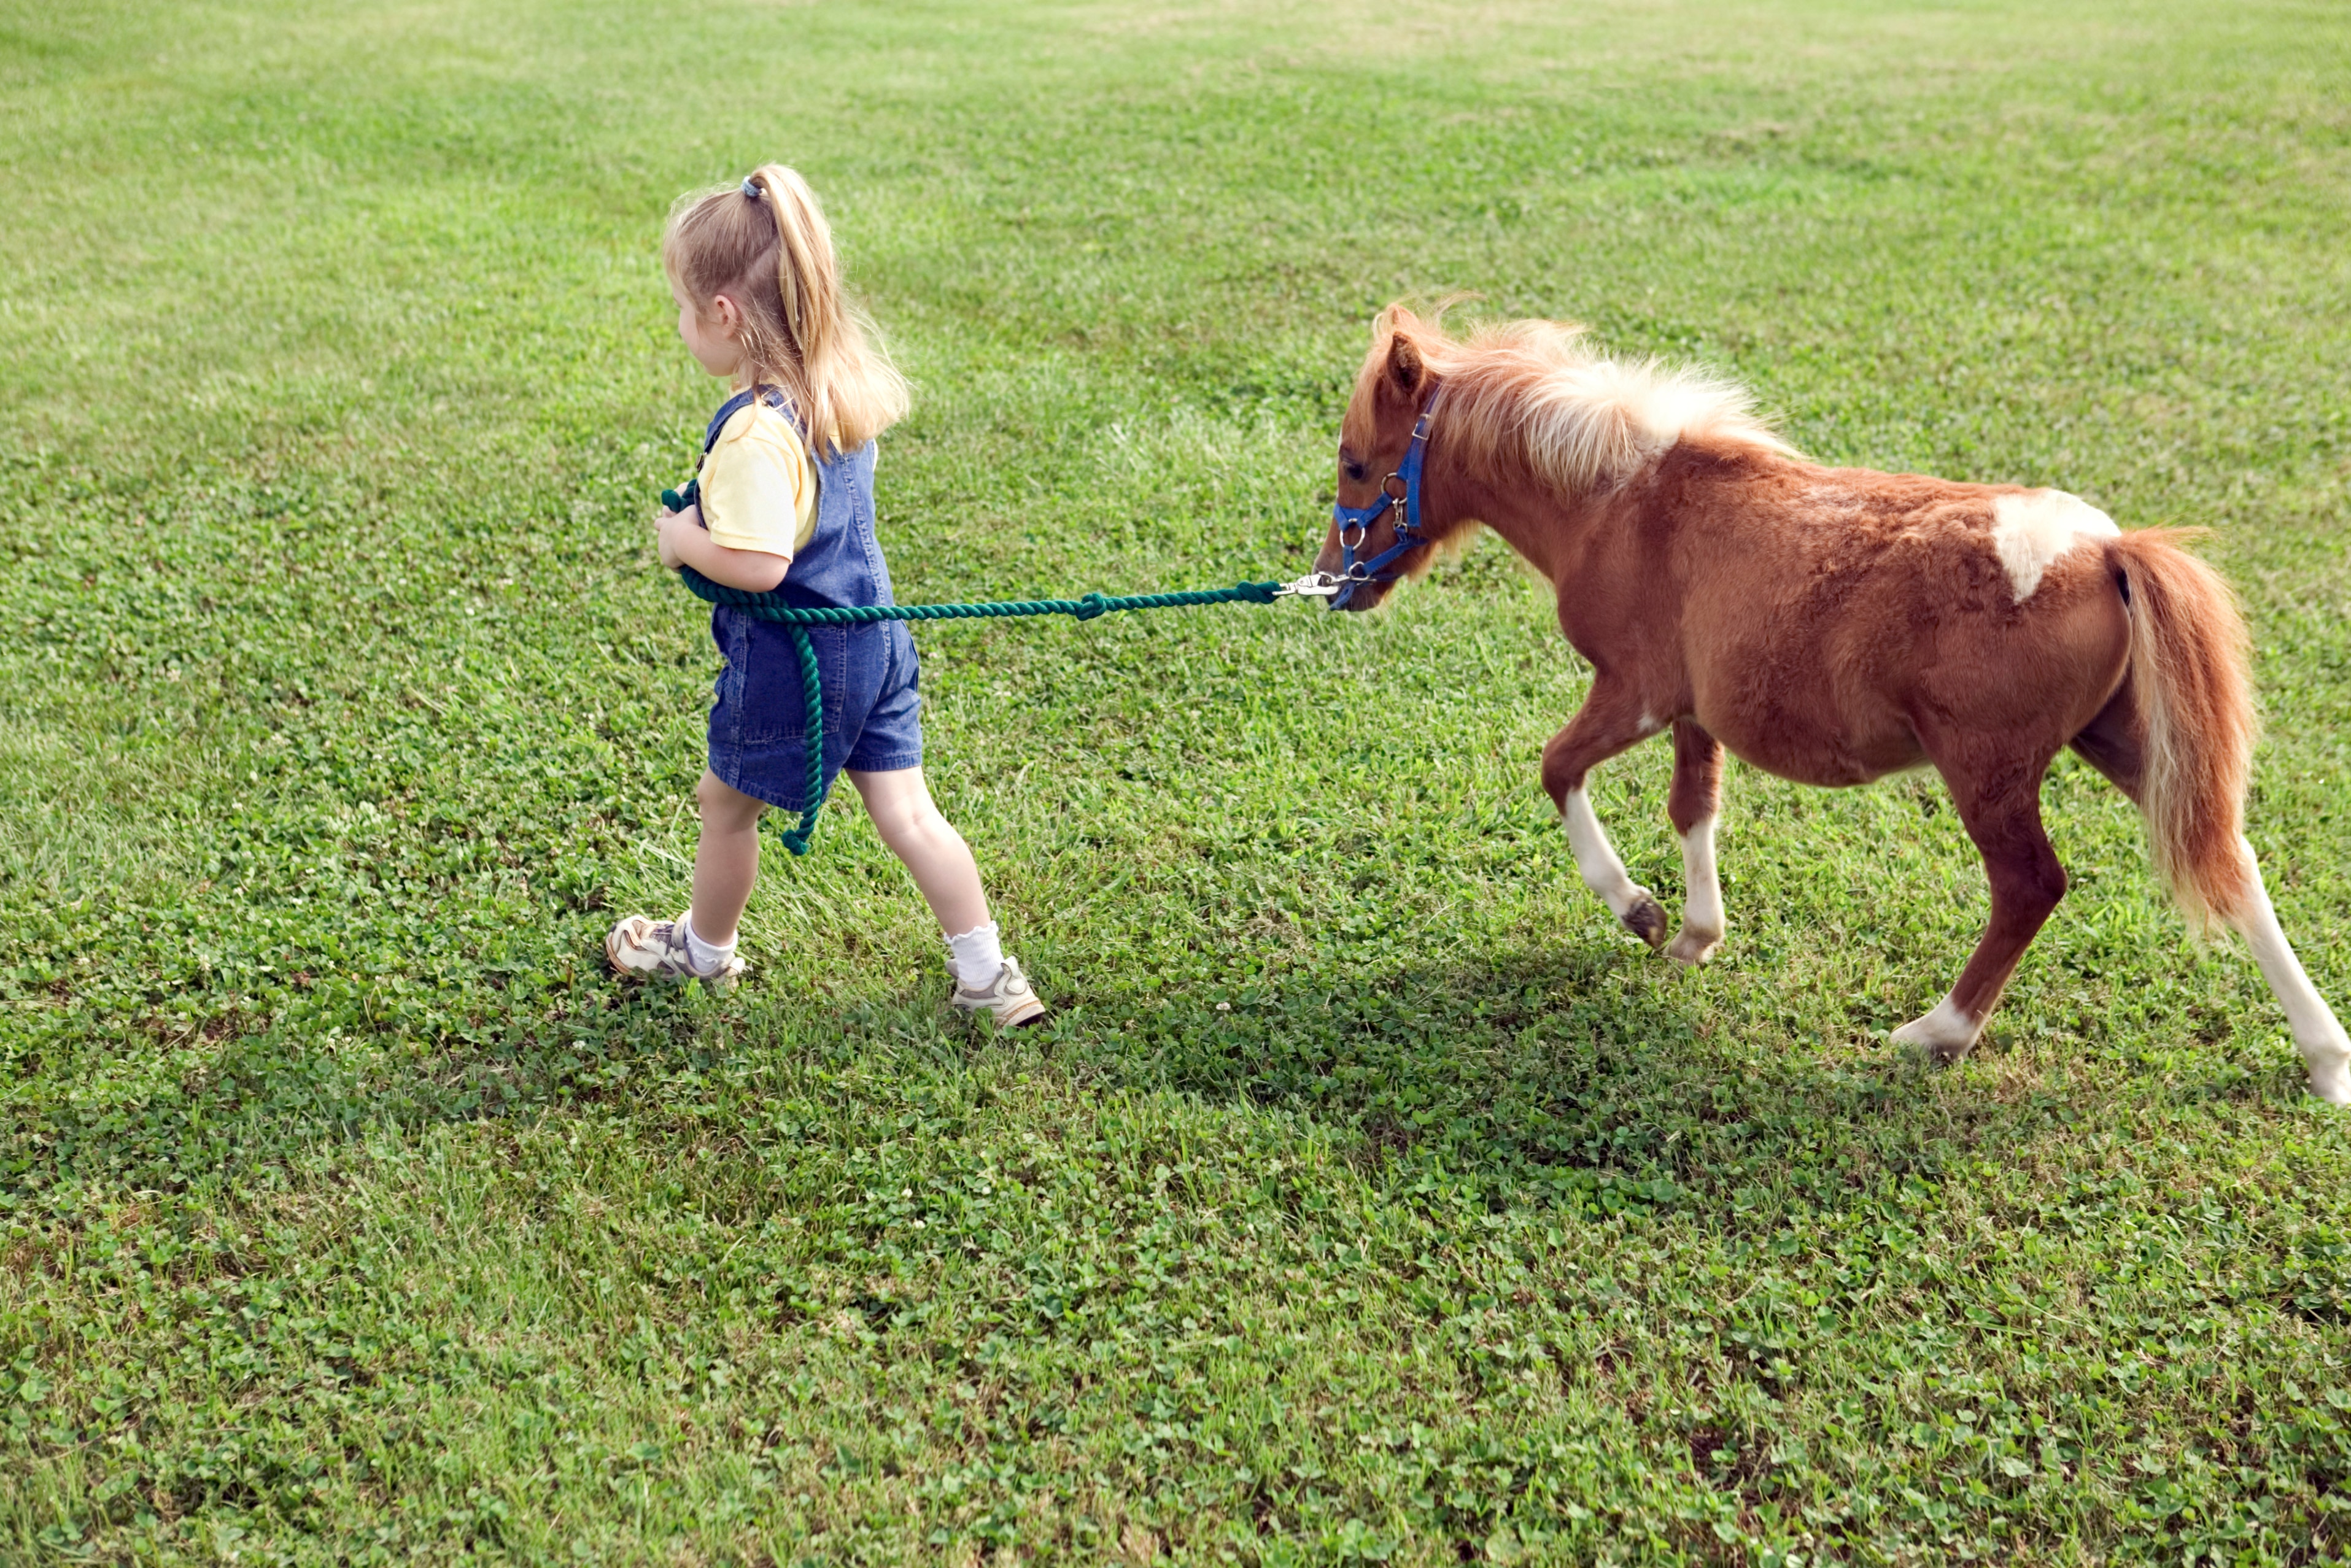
left=2109, top=529, right=2257, bottom=936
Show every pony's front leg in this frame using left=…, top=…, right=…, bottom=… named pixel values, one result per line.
left=1891, top=762, right=2067, bottom=1064
left=1665, top=719, right=1725, bottom=967
left=1542, top=684, right=1671, bottom=949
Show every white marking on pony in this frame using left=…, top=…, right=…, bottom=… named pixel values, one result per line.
left=1989, top=490, right=2118, bottom=603
left=1680, top=819, right=1722, bottom=936
left=2226, top=838, right=2351, bottom=1105
left=1890, top=994, right=1981, bottom=1059
left=1562, top=787, right=1648, bottom=919
left=1667, top=816, right=1724, bottom=967
left=1637, top=711, right=1662, bottom=736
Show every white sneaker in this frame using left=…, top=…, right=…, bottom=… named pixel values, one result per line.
left=605, top=913, right=743, bottom=995
left=949, top=955, right=1047, bottom=1027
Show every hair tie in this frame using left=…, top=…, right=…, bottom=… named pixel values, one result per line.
left=740, top=176, right=761, bottom=200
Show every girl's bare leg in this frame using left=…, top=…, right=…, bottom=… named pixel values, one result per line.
left=848, top=766, right=990, bottom=935
left=689, top=770, right=766, bottom=946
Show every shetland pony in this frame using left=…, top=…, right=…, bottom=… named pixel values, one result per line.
left=1318, top=307, right=2350, bottom=1103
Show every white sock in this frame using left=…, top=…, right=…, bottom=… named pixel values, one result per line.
left=681, top=912, right=736, bottom=975
left=945, top=921, right=1004, bottom=989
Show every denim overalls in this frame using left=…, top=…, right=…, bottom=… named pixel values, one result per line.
left=699, top=388, right=924, bottom=809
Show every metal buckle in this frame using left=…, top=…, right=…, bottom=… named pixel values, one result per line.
left=1276, top=571, right=1347, bottom=597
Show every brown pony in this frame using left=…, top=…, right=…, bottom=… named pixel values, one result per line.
left=1318, top=307, right=2350, bottom=1104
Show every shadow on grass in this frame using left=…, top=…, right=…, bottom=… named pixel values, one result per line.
left=1047, top=935, right=2307, bottom=1224
left=12, top=930, right=2303, bottom=1235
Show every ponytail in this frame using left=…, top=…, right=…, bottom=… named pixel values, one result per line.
left=662, top=164, right=909, bottom=454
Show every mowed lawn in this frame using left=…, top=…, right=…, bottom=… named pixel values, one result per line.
left=6, top=0, right=2351, bottom=1561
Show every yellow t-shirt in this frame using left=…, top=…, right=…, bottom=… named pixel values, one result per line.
left=699, top=401, right=818, bottom=557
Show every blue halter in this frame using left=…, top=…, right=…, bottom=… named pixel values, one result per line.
left=1330, top=388, right=1444, bottom=611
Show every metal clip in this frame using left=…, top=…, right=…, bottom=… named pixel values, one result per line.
left=1275, top=571, right=1347, bottom=598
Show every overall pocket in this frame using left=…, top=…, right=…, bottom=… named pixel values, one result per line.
left=715, top=611, right=848, bottom=749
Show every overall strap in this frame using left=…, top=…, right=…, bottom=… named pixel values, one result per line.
left=678, top=388, right=802, bottom=513
left=701, top=388, right=757, bottom=453
left=702, top=385, right=799, bottom=454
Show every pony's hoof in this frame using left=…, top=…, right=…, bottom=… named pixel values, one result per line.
left=1620, top=892, right=1670, bottom=949
left=1666, top=926, right=1721, bottom=967
left=2308, top=1056, right=2351, bottom=1108
left=1891, top=1000, right=1981, bottom=1065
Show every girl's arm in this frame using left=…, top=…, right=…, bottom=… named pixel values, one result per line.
left=657, top=504, right=790, bottom=593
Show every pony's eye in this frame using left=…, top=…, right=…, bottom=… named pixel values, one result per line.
left=1341, top=455, right=1368, bottom=483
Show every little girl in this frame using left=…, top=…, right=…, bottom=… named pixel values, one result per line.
left=605, top=164, right=1045, bottom=1026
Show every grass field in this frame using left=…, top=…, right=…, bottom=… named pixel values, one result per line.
left=6, top=0, right=2351, bottom=1561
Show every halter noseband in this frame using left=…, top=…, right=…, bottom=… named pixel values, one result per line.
left=1330, top=387, right=1444, bottom=611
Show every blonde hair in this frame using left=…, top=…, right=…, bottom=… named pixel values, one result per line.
left=662, top=164, right=909, bottom=454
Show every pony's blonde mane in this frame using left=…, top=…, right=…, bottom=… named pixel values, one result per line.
left=1393, top=315, right=1792, bottom=494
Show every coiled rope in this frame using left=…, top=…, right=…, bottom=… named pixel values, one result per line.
left=675, top=566, right=1285, bottom=854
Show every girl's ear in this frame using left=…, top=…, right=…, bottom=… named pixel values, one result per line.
left=709, top=293, right=745, bottom=336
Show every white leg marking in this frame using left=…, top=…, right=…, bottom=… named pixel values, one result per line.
left=1666, top=816, right=1724, bottom=967
left=1562, top=787, right=1640, bottom=914
left=1891, top=992, right=1983, bottom=1061
left=1989, top=490, right=2119, bottom=602
left=1562, top=786, right=1663, bottom=944
left=2228, top=839, right=2351, bottom=1106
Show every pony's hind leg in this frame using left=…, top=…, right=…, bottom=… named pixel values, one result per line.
left=1543, top=681, right=1671, bottom=949
left=2075, top=690, right=2351, bottom=1102
left=1891, top=754, right=2068, bottom=1064
left=2223, top=840, right=2351, bottom=1105
left=1665, top=719, right=1725, bottom=966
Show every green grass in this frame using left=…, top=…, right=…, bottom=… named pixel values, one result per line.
left=6, top=0, right=2351, bottom=1561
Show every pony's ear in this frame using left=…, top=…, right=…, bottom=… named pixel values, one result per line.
left=1387, top=333, right=1425, bottom=399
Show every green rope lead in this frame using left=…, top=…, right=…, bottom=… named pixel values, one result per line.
left=675, top=565, right=1285, bottom=855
